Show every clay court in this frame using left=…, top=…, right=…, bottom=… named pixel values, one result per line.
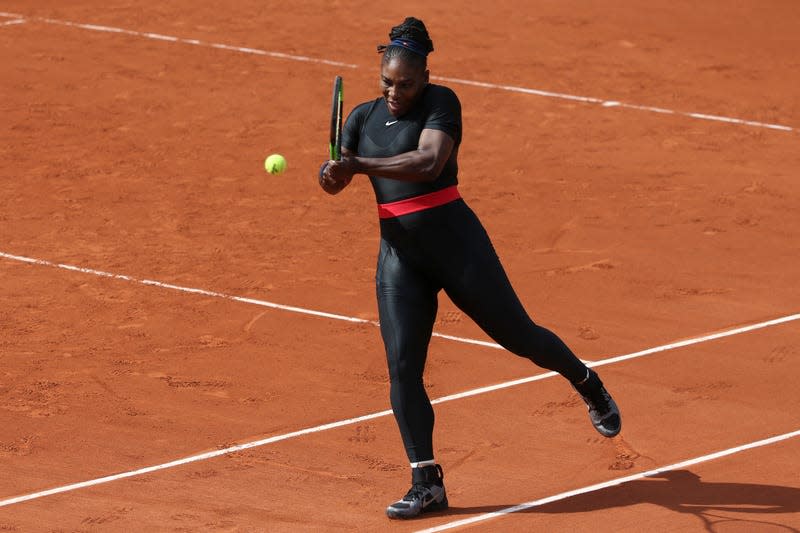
left=1, top=1, right=799, bottom=531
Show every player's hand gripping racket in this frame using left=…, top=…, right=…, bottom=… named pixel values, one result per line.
left=329, top=76, right=344, bottom=161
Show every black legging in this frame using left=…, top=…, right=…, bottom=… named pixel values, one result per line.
left=376, top=199, right=588, bottom=462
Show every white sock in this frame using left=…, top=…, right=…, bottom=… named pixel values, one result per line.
left=410, top=459, right=436, bottom=468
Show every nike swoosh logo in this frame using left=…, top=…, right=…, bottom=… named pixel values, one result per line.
left=422, top=486, right=443, bottom=507
left=385, top=120, right=399, bottom=126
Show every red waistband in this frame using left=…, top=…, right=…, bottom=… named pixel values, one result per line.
left=377, top=186, right=461, bottom=219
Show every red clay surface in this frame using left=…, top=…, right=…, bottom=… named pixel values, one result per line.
left=2, top=1, right=799, bottom=531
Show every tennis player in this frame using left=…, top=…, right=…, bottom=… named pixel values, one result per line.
left=319, top=17, right=621, bottom=520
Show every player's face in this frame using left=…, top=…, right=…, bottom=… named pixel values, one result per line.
left=380, top=57, right=429, bottom=117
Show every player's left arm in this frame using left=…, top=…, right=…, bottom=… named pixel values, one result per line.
left=326, top=128, right=454, bottom=184
left=319, top=102, right=363, bottom=195
left=319, top=146, right=355, bottom=195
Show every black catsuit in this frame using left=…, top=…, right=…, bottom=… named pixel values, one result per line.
left=342, top=84, right=588, bottom=462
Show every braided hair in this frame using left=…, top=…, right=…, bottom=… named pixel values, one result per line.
left=377, top=17, right=434, bottom=69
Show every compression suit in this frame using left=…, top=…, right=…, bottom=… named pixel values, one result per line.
left=342, top=84, right=589, bottom=462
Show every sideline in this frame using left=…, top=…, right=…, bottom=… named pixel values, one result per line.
left=0, top=250, right=498, bottom=350
left=0, top=251, right=796, bottom=508
left=3, top=251, right=798, bottom=354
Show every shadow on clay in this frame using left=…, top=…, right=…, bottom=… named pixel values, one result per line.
left=439, top=470, right=800, bottom=532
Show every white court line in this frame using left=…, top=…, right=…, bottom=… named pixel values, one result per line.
left=0, top=11, right=356, bottom=68
left=0, top=407, right=393, bottom=508
left=0, top=9, right=798, bottom=505
left=0, top=250, right=797, bottom=509
left=432, top=75, right=794, bottom=132
left=0, top=18, right=25, bottom=27
left=3, top=251, right=799, bottom=355
left=429, top=313, right=800, bottom=405
left=0, top=250, right=499, bottom=349
left=415, top=428, right=800, bottom=532
left=0, top=11, right=795, bottom=133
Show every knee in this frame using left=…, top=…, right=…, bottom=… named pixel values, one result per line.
left=387, top=352, right=425, bottom=385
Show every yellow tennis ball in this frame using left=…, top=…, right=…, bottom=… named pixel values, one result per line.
left=264, top=154, right=287, bottom=175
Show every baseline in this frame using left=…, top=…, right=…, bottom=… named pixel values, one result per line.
left=433, top=75, right=794, bottom=132
left=415, top=428, right=800, bottom=532
left=0, top=18, right=25, bottom=27
left=0, top=11, right=356, bottom=68
left=0, top=11, right=794, bottom=133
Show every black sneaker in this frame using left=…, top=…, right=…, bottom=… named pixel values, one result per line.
left=386, top=464, right=448, bottom=519
left=572, top=369, right=621, bottom=437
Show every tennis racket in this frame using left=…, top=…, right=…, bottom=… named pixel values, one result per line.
left=329, top=76, right=344, bottom=161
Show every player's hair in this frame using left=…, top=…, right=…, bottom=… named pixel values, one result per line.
left=377, top=17, right=434, bottom=69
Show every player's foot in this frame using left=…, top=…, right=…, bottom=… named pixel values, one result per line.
left=572, top=369, right=621, bottom=437
left=386, top=464, right=448, bottom=519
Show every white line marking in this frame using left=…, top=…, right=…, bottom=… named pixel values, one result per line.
left=1, top=11, right=794, bottom=132
left=0, top=254, right=796, bottom=508
left=0, top=407, right=394, bottom=507
left=430, top=75, right=604, bottom=104
left=589, top=314, right=800, bottom=369
left=429, top=331, right=502, bottom=349
left=433, top=75, right=794, bottom=132
left=0, top=10, right=797, bottom=506
left=4, top=251, right=799, bottom=356
left=0, top=251, right=498, bottom=347
left=0, top=251, right=500, bottom=348
left=0, top=18, right=25, bottom=27
left=0, top=251, right=372, bottom=324
left=415, top=428, right=800, bottom=532
left=681, top=111, right=794, bottom=131
left=430, top=314, right=800, bottom=405
left=617, top=102, right=676, bottom=115
left=0, top=11, right=357, bottom=68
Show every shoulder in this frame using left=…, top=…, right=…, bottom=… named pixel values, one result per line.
left=348, top=99, right=376, bottom=119
left=420, top=85, right=461, bottom=120
left=423, top=84, right=460, bottom=106
left=346, top=98, right=384, bottom=125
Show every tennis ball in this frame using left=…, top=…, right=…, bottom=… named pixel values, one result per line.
left=264, top=154, right=287, bottom=175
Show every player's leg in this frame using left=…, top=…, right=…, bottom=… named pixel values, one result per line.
left=377, top=238, right=439, bottom=461
left=376, top=238, right=448, bottom=518
left=426, top=202, right=621, bottom=437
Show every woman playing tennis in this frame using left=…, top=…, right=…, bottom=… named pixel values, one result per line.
left=319, top=17, right=621, bottom=520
